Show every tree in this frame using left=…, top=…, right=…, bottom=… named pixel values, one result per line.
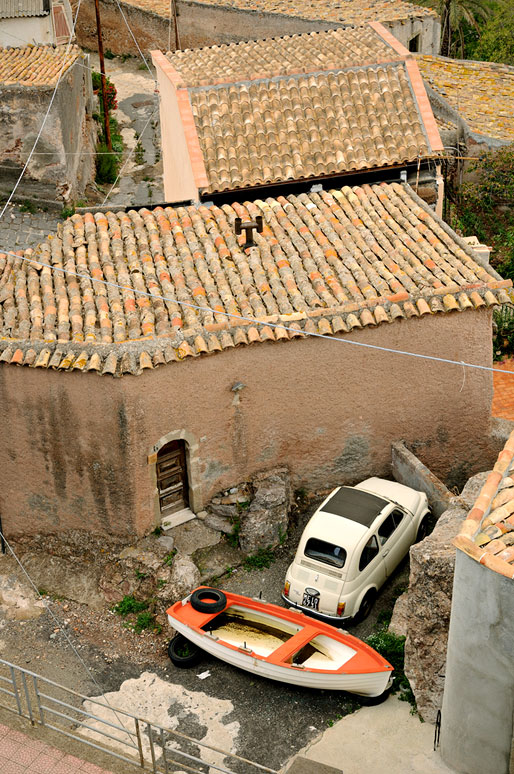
left=420, top=0, right=493, bottom=57
left=469, top=2, right=514, bottom=64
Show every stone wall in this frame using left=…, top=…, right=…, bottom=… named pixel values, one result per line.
left=0, top=309, right=496, bottom=538
left=0, top=58, right=96, bottom=203
left=76, top=0, right=440, bottom=55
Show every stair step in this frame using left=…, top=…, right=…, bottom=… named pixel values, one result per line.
left=161, top=507, right=196, bottom=530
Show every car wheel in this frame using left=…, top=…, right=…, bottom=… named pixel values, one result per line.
left=190, top=587, right=227, bottom=614
left=415, top=515, right=430, bottom=543
left=354, top=590, right=376, bottom=623
left=168, top=634, right=202, bottom=668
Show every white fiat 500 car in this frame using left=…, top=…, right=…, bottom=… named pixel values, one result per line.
left=282, top=478, right=430, bottom=623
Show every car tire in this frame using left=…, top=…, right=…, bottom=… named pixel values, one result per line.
left=357, top=684, right=392, bottom=706
left=190, top=587, right=227, bottom=614
left=354, top=590, right=376, bottom=623
left=415, top=514, right=430, bottom=543
left=168, top=634, right=202, bottom=668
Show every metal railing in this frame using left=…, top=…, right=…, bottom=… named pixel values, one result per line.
left=0, top=659, right=277, bottom=774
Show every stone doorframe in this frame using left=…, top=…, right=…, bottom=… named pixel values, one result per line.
left=147, top=430, right=203, bottom=523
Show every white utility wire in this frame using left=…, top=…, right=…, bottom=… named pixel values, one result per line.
left=0, top=529, right=135, bottom=744
left=1, top=246, right=513, bottom=378
left=113, top=0, right=154, bottom=81
left=0, top=0, right=83, bottom=221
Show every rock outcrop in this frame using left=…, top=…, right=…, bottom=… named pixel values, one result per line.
left=396, top=471, right=489, bottom=722
left=239, top=468, right=291, bottom=554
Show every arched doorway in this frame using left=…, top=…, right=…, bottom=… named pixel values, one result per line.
left=156, top=440, right=189, bottom=518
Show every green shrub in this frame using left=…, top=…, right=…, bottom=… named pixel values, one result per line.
left=493, top=305, right=514, bottom=359
left=365, top=630, right=416, bottom=709
left=112, top=595, right=149, bottom=616
left=96, top=143, right=119, bottom=184
left=243, top=547, right=275, bottom=570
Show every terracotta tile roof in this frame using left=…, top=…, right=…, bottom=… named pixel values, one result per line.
left=168, top=26, right=402, bottom=86
left=0, top=182, right=510, bottom=376
left=123, top=0, right=436, bottom=25
left=417, top=56, right=514, bottom=142
left=454, top=430, right=514, bottom=580
left=0, top=0, right=48, bottom=18
left=160, top=25, right=442, bottom=194
left=0, top=44, right=80, bottom=86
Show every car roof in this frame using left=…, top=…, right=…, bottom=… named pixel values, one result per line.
left=302, top=510, right=369, bottom=551
left=319, top=486, right=389, bottom=527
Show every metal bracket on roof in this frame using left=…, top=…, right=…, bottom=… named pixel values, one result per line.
left=235, top=216, right=263, bottom=249
left=400, top=169, right=407, bottom=183
left=310, top=183, right=323, bottom=193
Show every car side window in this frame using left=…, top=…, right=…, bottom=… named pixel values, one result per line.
left=359, top=535, right=379, bottom=571
left=378, top=509, right=405, bottom=545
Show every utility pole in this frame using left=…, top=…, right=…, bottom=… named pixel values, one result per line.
left=94, top=0, right=112, bottom=151
left=172, top=0, right=180, bottom=51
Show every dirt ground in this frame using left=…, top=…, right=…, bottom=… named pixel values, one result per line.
left=0, top=501, right=410, bottom=773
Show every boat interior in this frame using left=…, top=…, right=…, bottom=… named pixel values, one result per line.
left=202, top=604, right=357, bottom=670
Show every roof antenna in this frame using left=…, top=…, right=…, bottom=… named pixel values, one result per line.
left=235, top=216, right=263, bottom=248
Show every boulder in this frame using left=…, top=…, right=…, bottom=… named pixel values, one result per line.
left=192, top=542, right=245, bottom=584
left=21, top=553, right=105, bottom=610
left=157, top=554, right=200, bottom=604
left=239, top=468, right=291, bottom=554
left=400, top=471, right=489, bottom=722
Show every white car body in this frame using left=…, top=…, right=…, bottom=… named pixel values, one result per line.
left=282, top=478, right=430, bottom=622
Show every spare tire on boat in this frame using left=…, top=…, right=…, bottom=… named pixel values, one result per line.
left=190, top=587, right=227, bottom=613
left=168, top=634, right=202, bottom=668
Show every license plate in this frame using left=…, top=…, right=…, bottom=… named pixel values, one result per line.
left=302, top=591, right=320, bottom=610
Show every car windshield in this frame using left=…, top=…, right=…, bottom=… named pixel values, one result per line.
left=305, top=537, right=347, bottom=568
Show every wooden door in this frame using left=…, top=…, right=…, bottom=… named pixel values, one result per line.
left=157, top=441, right=188, bottom=516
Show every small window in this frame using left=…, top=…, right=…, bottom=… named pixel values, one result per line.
left=409, top=34, right=420, bottom=52
left=305, top=538, right=347, bottom=568
left=378, top=509, right=405, bottom=545
left=359, top=535, right=379, bottom=571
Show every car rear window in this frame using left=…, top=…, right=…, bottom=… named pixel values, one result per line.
left=320, top=487, right=388, bottom=526
left=305, top=538, right=347, bottom=568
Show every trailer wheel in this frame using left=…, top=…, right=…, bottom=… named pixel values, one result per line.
left=190, top=588, right=227, bottom=614
left=168, top=634, right=202, bottom=668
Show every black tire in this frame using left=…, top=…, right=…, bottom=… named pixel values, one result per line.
left=190, top=587, right=227, bottom=614
left=357, top=684, right=392, bottom=706
left=354, top=590, right=376, bottom=623
left=416, top=514, right=430, bottom=543
left=168, top=634, right=202, bottom=668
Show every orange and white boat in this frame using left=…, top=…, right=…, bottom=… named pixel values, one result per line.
left=166, top=587, right=393, bottom=698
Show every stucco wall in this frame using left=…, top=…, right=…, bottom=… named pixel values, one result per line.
left=0, top=17, right=54, bottom=48
left=76, top=0, right=439, bottom=56
left=0, top=59, right=96, bottom=202
left=441, top=550, right=514, bottom=774
left=0, top=309, right=495, bottom=537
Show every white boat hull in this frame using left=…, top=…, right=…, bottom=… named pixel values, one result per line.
left=168, top=614, right=391, bottom=697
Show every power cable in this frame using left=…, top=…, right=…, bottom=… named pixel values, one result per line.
left=1, top=245, right=513, bottom=379
left=0, top=0, right=83, bottom=221
left=113, top=0, right=154, bottom=82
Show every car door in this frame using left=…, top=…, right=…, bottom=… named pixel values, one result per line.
left=355, top=533, right=387, bottom=597
left=376, top=508, right=414, bottom=576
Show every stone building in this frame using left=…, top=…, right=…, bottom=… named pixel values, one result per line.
left=76, top=0, right=440, bottom=58
left=0, top=181, right=510, bottom=538
left=0, top=0, right=74, bottom=48
left=152, top=24, right=444, bottom=207
left=441, top=432, right=514, bottom=774
left=0, top=44, right=96, bottom=203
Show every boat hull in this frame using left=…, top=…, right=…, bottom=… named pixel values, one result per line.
left=167, top=589, right=393, bottom=698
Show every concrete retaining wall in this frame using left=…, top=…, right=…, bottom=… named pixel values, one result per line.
left=391, top=440, right=454, bottom=517
left=441, top=550, right=514, bottom=774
